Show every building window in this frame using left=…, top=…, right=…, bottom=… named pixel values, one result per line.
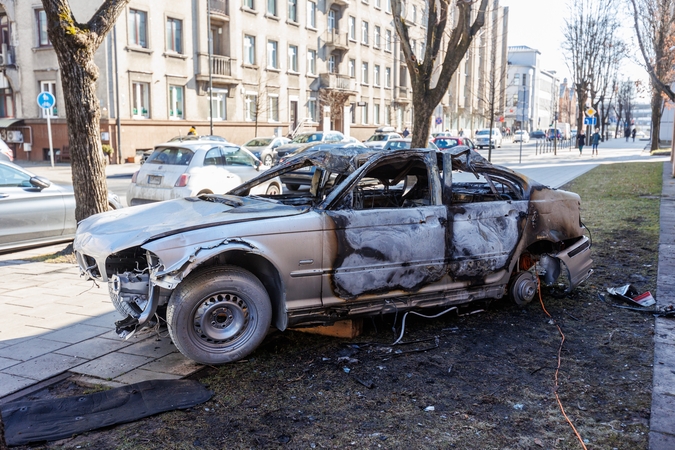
left=168, top=85, right=184, bottom=119
left=350, top=103, right=356, bottom=124
left=244, top=0, right=255, bottom=9
left=522, top=73, right=527, bottom=86
left=267, top=40, right=278, bottom=68
left=374, top=26, right=381, bottom=48
left=361, top=21, right=369, bottom=45
left=267, top=0, right=277, bottom=16
left=269, top=95, right=279, bottom=121
left=385, top=67, right=391, bottom=88
left=132, top=82, right=150, bottom=118
left=245, top=93, right=258, bottom=121
left=385, top=0, right=391, bottom=13
left=375, top=0, right=381, bottom=7
left=36, top=9, right=50, bottom=47
left=288, top=45, right=298, bottom=72
left=0, top=88, right=14, bottom=118
left=307, top=1, right=316, bottom=28
left=288, top=0, right=297, bottom=22
left=374, top=103, right=380, bottom=124
left=328, top=10, right=336, bottom=31
left=210, top=89, right=228, bottom=120
left=308, top=97, right=317, bottom=122
left=308, top=49, right=317, bottom=74
left=412, top=5, right=417, bottom=23
left=244, top=35, right=256, bottom=65
left=385, top=29, right=392, bottom=52
left=328, top=55, right=337, bottom=73
left=128, top=9, right=148, bottom=48
left=349, top=16, right=356, bottom=41
left=362, top=62, right=369, bottom=84
left=349, top=59, right=355, bottom=78
left=39, top=80, right=56, bottom=118
left=166, top=18, right=182, bottom=53
left=361, top=102, right=368, bottom=124
left=374, top=65, right=381, bottom=86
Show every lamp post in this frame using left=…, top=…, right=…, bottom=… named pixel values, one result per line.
left=207, top=0, right=214, bottom=135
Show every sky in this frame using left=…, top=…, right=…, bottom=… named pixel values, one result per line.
left=500, top=0, right=648, bottom=88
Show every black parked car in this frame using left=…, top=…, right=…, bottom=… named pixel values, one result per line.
left=529, top=130, right=546, bottom=140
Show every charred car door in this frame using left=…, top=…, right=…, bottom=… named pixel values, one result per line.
left=320, top=152, right=447, bottom=303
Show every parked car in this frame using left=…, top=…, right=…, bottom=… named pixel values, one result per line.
left=513, top=130, right=530, bottom=143
left=0, top=139, right=13, bottom=162
left=474, top=128, right=503, bottom=149
left=127, top=140, right=281, bottom=206
left=74, top=147, right=593, bottom=364
left=431, top=136, right=476, bottom=151
left=530, top=130, right=547, bottom=140
left=363, top=131, right=402, bottom=149
left=274, top=131, right=345, bottom=163
left=431, top=130, right=458, bottom=138
left=382, top=138, right=439, bottom=150
left=279, top=141, right=367, bottom=190
left=0, top=161, right=121, bottom=253
left=547, top=129, right=562, bottom=141
left=242, top=137, right=291, bottom=166
left=169, top=135, right=228, bottom=143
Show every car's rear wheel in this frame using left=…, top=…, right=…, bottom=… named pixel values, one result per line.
left=265, top=183, right=281, bottom=195
left=285, top=183, right=300, bottom=191
left=509, top=271, right=538, bottom=307
left=166, top=266, right=272, bottom=365
left=263, top=155, right=273, bottom=166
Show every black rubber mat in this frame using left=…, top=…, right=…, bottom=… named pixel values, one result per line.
left=1, top=379, right=212, bottom=446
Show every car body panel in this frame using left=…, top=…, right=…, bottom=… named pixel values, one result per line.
left=432, top=136, right=475, bottom=151
left=74, top=147, right=592, bottom=362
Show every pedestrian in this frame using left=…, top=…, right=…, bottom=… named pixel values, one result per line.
left=187, top=125, right=197, bottom=136
left=624, top=127, right=630, bottom=142
left=591, top=128, right=600, bottom=156
left=631, top=128, right=636, bottom=142
left=402, top=127, right=410, bottom=138
left=458, top=128, right=464, bottom=137
left=577, top=130, right=586, bottom=156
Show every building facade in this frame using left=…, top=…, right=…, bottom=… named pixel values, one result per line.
left=1, top=0, right=438, bottom=162
left=504, top=46, right=559, bottom=134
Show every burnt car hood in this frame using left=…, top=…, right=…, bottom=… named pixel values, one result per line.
left=75, top=195, right=305, bottom=256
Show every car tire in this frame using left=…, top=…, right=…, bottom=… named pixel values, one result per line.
left=166, top=266, right=273, bottom=365
left=285, top=183, right=300, bottom=191
left=263, top=155, right=273, bottom=166
left=265, top=183, right=281, bottom=195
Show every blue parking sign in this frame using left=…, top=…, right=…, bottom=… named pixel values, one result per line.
left=584, top=117, right=596, bottom=126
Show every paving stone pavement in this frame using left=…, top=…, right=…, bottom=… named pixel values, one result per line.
left=650, top=161, right=675, bottom=450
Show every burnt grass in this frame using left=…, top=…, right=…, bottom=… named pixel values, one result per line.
left=14, top=162, right=663, bottom=450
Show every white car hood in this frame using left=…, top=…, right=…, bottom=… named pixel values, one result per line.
left=75, top=195, right=305, bottom=256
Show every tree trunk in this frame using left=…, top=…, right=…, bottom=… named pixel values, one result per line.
left=410, top=94, right=434, bottom=149
left=42, top=0, right=129, bottom=222
left=649, top=89, right=661, bottom=151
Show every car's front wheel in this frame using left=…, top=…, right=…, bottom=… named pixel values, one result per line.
left=166, top=266, right=273, bottom=365
left=263, top=155, right=273, bottom=166
left=265, top=183, right=281, bottom=195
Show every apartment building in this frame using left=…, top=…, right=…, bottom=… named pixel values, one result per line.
left=1, top=0, right=439, bottom=162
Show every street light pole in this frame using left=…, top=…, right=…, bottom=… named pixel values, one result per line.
left=207, top=0, right=214, bottom=135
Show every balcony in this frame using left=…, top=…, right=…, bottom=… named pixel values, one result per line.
left=396, top=86, right=409, bottom=99
left=211, top=54, right=232, bottom=76
left=197, top=53, right=238, bottom=85
left=322, top=30, right=349, bottom=52
left=209, top=0, right=229, bottom=16
left=319, top=73, right=356, bottom=92
left=331, top=0, right=350, bottom=6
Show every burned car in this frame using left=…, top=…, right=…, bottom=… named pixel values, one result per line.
left=74, top=147, right=592, bottom=365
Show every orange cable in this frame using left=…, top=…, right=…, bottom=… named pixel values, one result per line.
left=537, top=277, right=588, bottom=450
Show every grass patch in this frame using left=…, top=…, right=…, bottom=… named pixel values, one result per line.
left=26, top=243, right=76, bottom=264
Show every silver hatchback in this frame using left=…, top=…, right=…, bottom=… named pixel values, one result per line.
left=127, top=140, right=282, bottom=206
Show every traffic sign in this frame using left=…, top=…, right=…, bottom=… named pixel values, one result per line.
left=584, top=117, right=597, bottom=126
left=37, top=91, right=56, bottom=109
left=586, top=107, right=596, bottom=116
left=435, top=117, right=442, bottom=125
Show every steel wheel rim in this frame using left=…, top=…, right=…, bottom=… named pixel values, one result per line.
left=192, top=293, right=254, bottom=346
left=264, top=155, right=273, bottom=166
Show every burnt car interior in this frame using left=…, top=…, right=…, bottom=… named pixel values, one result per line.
left=234, top=148, right=525, bottom=210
